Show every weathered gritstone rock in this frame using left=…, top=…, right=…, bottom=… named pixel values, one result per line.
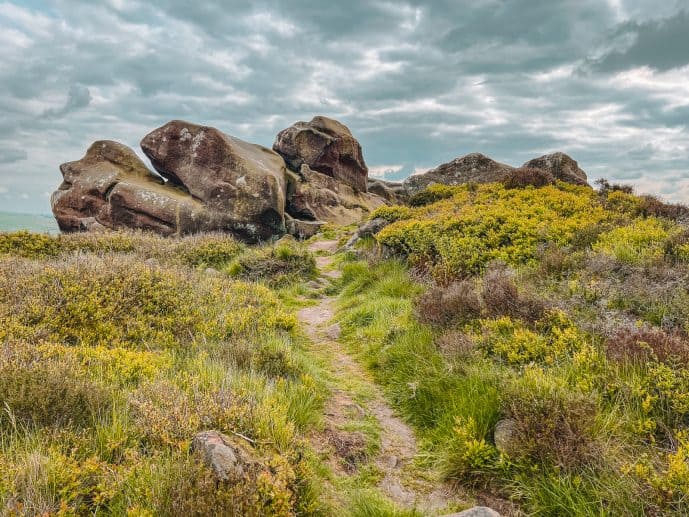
left=493, top=418, right=518, bottom=457
left=141, top=120, right=288, bottom=241
left=51, top=140, right=212, bottom=235
left=404, top=151, right=590, bottom=195
left=368, top=178, right=409, bottom=204
left=404, top=153, right=514, bottom=195
left=345, top=217, right=390, bottom=249
left=274, top=116, right=369, bottom=192
left=522, top=152, right=588, bottom=186
left=191, top=430, right=255, bottom=482
left=287, top=165, right=386, bottom=226
left=52, top=117, right=392, bottom=240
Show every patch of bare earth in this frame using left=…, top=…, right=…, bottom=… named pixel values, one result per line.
left=298, top=240, right=459, bottom=514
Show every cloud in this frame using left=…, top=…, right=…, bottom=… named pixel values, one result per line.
left=42, top=84, right=92, bottom=118
left=586, top=10, right=689, bottom=72
left=369, top=164, right=404, bottom=179
left=0, top=146, right=27, bottom=164
left=0, top=0, right=688, bottom=214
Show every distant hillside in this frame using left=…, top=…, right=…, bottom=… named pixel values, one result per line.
left=0, top=211, right=57, bottom=233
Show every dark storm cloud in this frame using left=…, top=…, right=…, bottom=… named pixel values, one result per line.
left=0, top=0, right=688, bottom=213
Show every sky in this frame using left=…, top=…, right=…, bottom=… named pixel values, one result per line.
left=1, top=0, right=688, bottom=214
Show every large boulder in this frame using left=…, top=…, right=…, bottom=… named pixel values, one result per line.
left=403, top=153, right=514, bottom=195
left=287, top=165, right=386, bottom=226
left=51, top=140, right=211, bottom=235
left=141, top=120, right=287, bottom=241
left=522, top=152, right=588, bottom=186
left=274, top=116, right=368, bottom=192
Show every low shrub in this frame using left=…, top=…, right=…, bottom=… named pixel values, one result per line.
left=502, top=167, right=555, bottom=189
left=593, top=217, right=674, bottom=266
left=605, top=326, right=689, bottom=365
left=227, top=241, right=316, bottom=285
left=407, top=184, right=458, bottom=207
left=481, top=266, right=546, bottom=324
left=502, top=368, right=599, bottom=470
left=0, top=358, right=111, bottom=430
left=596, top=178, right=634, bottom=195
left=0, top=231, right=62, bottom=258
left=414, top=280, right=482, bottom=327
left=638, top=195, right=689, bottom=222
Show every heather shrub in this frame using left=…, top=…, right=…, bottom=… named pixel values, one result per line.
left=0, top=360, right=111, bottom=430
left=502, top=368, right=599, bottom=470
left=481, top=265, right=546, bottom=324
left=605, top=326, right=689, bottom=365
left=414, top=280, right=482, bottom=327
left=637, top=195, right=689, bottom=222
left=537, top=245, right=580, bottom=277
left=436, top=330, right=477, bottom=360
left=596, top=178, right=634, bottom=195
left=502, top=167, right=555, bottom=189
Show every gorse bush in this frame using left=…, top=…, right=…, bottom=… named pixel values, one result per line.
left=375, top=181, right=689, bottom=279
left=375, top=182, right=612, bottom=277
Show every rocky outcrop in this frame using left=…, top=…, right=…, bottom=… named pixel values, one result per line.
left=522, top=152, right=588, bottom=186
left=274, top=116, right=369, bottom=192
left=52, top=117, right=392, bottom=241
left=287, top=165, right=386, bottom=226
left=141, top=120, right=287, bottom=241
left=403, top=151, right=589, bottom=195
left=51, top=140, right=211, bottom=236
left=403, top=153, right=514, bottom=195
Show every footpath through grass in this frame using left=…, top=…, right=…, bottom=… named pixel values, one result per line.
left=336, top=180, right=689, bottom=515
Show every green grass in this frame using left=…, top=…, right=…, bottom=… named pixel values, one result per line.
left=335, top=255, right=677, bottom=515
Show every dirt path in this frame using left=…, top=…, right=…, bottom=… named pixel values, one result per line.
left=297, top=240, right=452, bottom=514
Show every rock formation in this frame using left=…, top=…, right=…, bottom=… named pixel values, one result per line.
left=403, top=153, right=514, bottom=195
left=52, top=117, right=387, bottom=241
left=191, top=430, right=256, bottom=481
left=273, top=116, right=369, bottom=192
left=286, top=165, right=386, bottom=226
left=522, top=152, right=588, bottom=185
left=368, top=178, right=408, bottom=204
left=404, top=151, right=589, bottom=195
left=51, top=140, right=211, bottom=236
left=140, top=120, right=287, bottom=241
left=51, top=115, right=591, bottom=241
